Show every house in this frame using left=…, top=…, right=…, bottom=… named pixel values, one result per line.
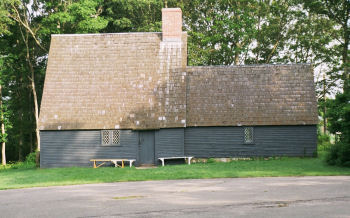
left=39, top=8, right=318, bottom=167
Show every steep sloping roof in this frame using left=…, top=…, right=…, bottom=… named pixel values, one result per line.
left=186, top=65, right=318, bottom=126
left=39, top=33, right=187, bottom=130
left=39, top=33, right=318, bottom=130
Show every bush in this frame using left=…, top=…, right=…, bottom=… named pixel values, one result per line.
left=0, top=152, right=37, bottom=170
left=207, top=158, right=216, bottom=163
left=25, top=151, right=37, bottom=164
left=318, top=133, right=330, bottom=145
left=326, top=141, right=350, bottom=167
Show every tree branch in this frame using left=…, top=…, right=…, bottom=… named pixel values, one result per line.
left=9, top=3, right=48, bottom=52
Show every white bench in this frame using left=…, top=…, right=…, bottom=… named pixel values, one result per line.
left=158, top=156, right=193, bottom=166
left=90, top=159, right=136, bottom=168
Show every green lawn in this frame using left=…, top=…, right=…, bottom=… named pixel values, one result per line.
left=1, top=154, right=350, bottom=190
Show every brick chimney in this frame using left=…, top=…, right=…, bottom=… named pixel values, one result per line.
left=162, top=8, right=182, bottom=41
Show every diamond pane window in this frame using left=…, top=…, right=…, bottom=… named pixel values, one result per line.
left=244, top=127, right=254, bottom=144
left=101, top=130, right=121, bottom=146
left=102, top=130, right=110, bottom=145
left=112, top=130, right=120, bottom=145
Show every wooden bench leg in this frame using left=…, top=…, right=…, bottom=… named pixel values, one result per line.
left=111, top=160, right=117, bottom=167
left=160, top=158, right=165, bottom=166
left=97, top=162, right=106, bottom=168
left=122, top=160, right=124, bottom=168
left=93, top=160, right=96, bottom=168
left=188, top=157, right=192, bottom=165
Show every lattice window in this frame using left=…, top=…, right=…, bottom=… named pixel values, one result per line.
left=101, top=130, right=121, bottom=146
left=244, top=127, right=254, bottom=144
left=102, top=130, right=110, bottom=145
left=112, top=130, right=120, bottom=145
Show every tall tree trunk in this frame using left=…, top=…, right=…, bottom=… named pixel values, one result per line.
left=19, top=26, right=40, bottom=165
left=342, top=23, right=349, bottom=91
left=30, top=70, right=40, bottom=152
left=234, top=41, right=241, bottom=65
left=234, top=50, right=239, bottom=65
left=18, top=136, right=23, bottom=161
left=18, top=111, right=23, bottom=161
left=29, top=64, right=41, bottom=167
left=29, top=91, right=33, bottom=152
left=323, top=74, right=327, bottom=134
left=0, top=84, right=6, bottom=166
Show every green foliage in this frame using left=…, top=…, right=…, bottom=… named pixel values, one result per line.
left=318, top=133, right=330, bottom=145
left=183, top=0, right=258, bottom=65
left=41, top=0, right=108, bottom=34
left=103, top=0, right=164, bottom=32
left=206, top=158, right=216, bottom=163
left=326, top=141, right=350, bottom=167
left=0, top=0, right=16, bottom=36
left=327, top=91, right=350, bottom=141
left=326, top=90, right=350, bottom=167
left=317, top=133, right=333, bottom=152
left=24, top=151, right=37, bottom=164
left=0, top=152, right=37, bottom=170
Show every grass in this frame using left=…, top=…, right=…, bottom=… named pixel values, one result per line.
left=1, top=151, right=350, bottom=190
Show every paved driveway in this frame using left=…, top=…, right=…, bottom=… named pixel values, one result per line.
left=1, top=176, right=350, bottom=218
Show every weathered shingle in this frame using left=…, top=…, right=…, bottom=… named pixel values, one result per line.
left=39, top=33, right=187, bottom=130
left=39, top=33, right=317, bottom=130
left=186, top=65, right=318, bottom=126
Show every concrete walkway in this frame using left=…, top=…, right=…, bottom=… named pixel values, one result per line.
left=1, top=176, right=350, bottom=218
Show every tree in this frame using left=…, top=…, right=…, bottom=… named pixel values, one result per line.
left=0, top=80, right=5, bottom=165
left=102, top=0, right=163, bottom=32
left=303, top=0, right=349, bottom=91
left=247, top=0, right=296, bottom=64
left=4, top=0, right=46, bottom=162
left=326, top=90, right=350, bottom=166
left=182, top=0, right=258, bottom=66
left=302, top=0, right=350, bottom=166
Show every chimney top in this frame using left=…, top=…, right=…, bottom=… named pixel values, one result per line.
left=162, top=8, right=182, bottom=42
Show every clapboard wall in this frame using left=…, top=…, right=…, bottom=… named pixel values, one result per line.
left=41, top=128, right=185, bottom=168
left=155, top=128, right=184, bottom=163
left=41, top=125, right=317, bottom=168
left=40, top=130, right=139, bottom=168
left=184, top=125, right=317, bottom=157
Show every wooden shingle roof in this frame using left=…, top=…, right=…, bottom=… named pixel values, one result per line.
left=186, top=65, right=318, bottom=127
left=39, top=33, right=317, bottom=130
left=39, top=33, right=187, bottom=130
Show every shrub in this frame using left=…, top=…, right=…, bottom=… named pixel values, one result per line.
left=0, top=152, right=37, bottom=170
left=207, top=158, right=216, bottom=163
left=318, top=133, right=330, bottom=145
left=326, top=141, right=350, bottom=167
left=25, top=151, right=37, bottom=164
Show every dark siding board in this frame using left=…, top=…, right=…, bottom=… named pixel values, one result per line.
left=155, top=129, right=184, bottom=163
left=184, top=125, right=317, bottom=158
left=40, top=130, right=138, bottom=168
left=255, top=126, right=317, bottom=157
left=41, top=125, right=317, bottom=167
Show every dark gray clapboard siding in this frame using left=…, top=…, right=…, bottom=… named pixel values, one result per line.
left=41, top=125, right=317, bottom=167
left=184, top=125, right=317, bottom=157
left=255, top=126, right=317, bottom=157
left=155, top=128, right=184, bottom=163
left=40, top=130, right=138, bottom=168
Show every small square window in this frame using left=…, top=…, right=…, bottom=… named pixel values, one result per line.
left=244, top=127, right=254, bottom=144
left=101, top=130, right=120, bottom=146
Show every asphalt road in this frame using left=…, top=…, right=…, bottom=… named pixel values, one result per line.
left=1, top=176, right=350, bottom=218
